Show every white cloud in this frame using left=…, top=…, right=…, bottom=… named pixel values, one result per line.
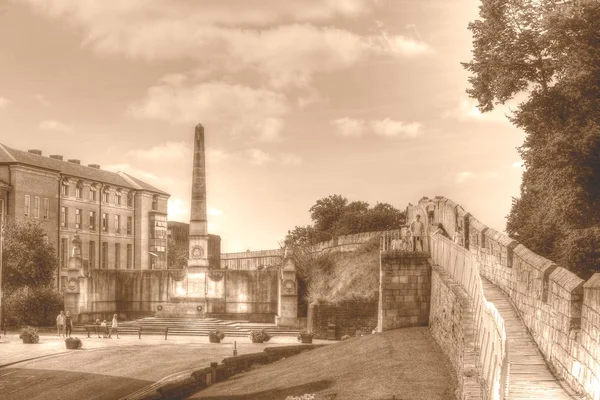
left=456, top=171, right=475, bottom=184
left=370, top=118, right=422, bottom=138
left=20, top=1, right=431, bottom=89
left=208, top=207, right=223, bottom=216
left=103, top=163, right=169, bottom=188
left=167, top=197, right=188, bottom=222
left=280, top=153, right=304, bottom=166
left=512, top=161, right=524, bottom=169
left=331, top=117, right=366, bottom=137
left=247, top=148, right=272, bottom=165
left=206, top=147, right=232, bottom=165
left=127, top=141, right=191, bottom=161
left=442, top=96, right=513, bottom=125
left=0, top=97, right=12, bottom=108
left=331, top=117, right=422, bottom=138
left=39, top=119, right=75, bottom=134
left=34, top=94, right=51, bottom=106
left=128, top=80, right=290, bottom=141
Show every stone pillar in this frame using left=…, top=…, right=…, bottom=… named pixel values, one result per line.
left=276, top=247, right=299, bottom=327
left=188, top=123, right=209, bottom=269
left=63, top=233, right=89, bottom=321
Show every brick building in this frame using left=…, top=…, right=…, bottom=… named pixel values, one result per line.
left=0, top=144, right=170, bottom=290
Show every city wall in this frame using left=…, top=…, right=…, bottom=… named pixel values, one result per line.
left=421, top=196, right=600, bottom=400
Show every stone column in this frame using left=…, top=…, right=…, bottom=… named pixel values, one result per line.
left=276, top=247, right=299, bottom=327
left=188, top=123, right=210, bottom=270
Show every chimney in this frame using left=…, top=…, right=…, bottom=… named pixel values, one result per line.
left=68, top=159, right=81, bottom=165
left=28, top=149, right=42, bottom=156
left=88, top=164, right=100, bottom=169
left=49, top=155, right=63, bottom=161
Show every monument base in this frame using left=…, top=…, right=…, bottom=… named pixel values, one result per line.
left=156, top=301, right=206, bottom=318
left=275, top=316, right=300, bottom=327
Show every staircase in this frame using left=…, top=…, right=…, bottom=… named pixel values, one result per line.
left=75, top=317, right=301, bottom=338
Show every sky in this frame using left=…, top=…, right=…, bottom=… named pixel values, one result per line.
left=0, top=0, right=526, bottom=252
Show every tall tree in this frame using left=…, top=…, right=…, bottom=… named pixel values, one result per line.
left=464, top=0, right=600, bottom=276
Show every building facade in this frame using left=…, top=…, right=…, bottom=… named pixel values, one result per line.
left=0, top=144, right=170, bottom=290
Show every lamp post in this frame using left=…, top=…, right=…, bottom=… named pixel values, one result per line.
left=0, top=214, right=4, bottom=337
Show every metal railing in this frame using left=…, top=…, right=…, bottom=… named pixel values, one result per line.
left=380, top=226, right=429, bottom=253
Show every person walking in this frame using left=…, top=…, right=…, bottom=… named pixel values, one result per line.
left=64, top=311, right=73, bottom=338
left=100, top=320, right=108, bottom=338
left=426, top=200, right=436, bottom=225
left=108, top=314, right=119, bottom=339
left=56, top=311, right=65, bottom=337
left=410, top=214, right=425, bottom=251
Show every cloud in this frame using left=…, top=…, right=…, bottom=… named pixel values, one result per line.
left=128, top=80, right=290, bottom=141
left=208, top=207, right=223, bottom=216
left=34, top=94, right=51, bottom=106
left=19, top=1, right=431, bottom=89
left=167, top=197, right=188, bottom=222
left=39, top=119, right=75, bottom=134
left=247, top=148, right=272, bottom=165
left=512, top=161, right=524, bottom=169
left=331, top=117, right=422, bottom=138
left=280, top=153, right=304, bottom=166
left=331, top=117, right=366, bottom=137
left=370, top=118, right=421, bottom=138
left=0, top=97, right=11, bottom=108
left=206, top=147, right=232, bottom=165
left=127, top=141, right=191, bottom=161
left=103, top=163, right=169, bottom=188
left=442, top=96, right=513, bottom=124
left=456, top=171, right=475, bottom=184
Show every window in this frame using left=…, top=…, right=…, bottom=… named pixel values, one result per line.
left=89, top=211, right=96, bottom=230
left=34, top=196, right=40, bottom=218
left=127, top=192, right=134, bottom=207
left=61, top=238, right=68, bottom=268
left=149, top=214, right=167, bottom=269
left=115, top=244, right=121, bottom=269
left=61, top=180, right=69, bottom=196
left=115, top=214, right=121, bottom=233
left=89, top=241, right=96, bottom=269
left=89, top=185, right=97, bottom=201
left=127, top=244, right=133, bottom=269
left=0, top=199, right=4, bottom=221
left=43, top=198, right=49, bottom=219
left=75, top=182, right=83, bottom=199
left=127, top=216, right=133, bottom=235
left=102, top=213, right=108, bottom=232
left=75, top=209, right=82, bottom=229
left=102, top=242, right=108, bottom=269
left=115, top=190, right=122, bottom=206
left=152, top=196, right=158, bottom=210
left=61, top=206, right=68, bottom=227
left=24, top=195, right=30, bottom=216
left=103, top=188, right=110, bottom=204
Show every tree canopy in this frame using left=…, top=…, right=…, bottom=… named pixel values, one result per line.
left=464, top=0, right=600, bottom=277
left=285, top=195, right=406, bottom=247
left=2, top=219, right=58, bottom=297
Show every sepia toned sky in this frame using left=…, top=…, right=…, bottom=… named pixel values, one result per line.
left=0, top=0, right=525, bottom=252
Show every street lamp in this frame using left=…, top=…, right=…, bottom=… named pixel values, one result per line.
left=0, top=215, right=4, bottom=337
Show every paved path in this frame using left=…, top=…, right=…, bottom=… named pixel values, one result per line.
left=481, top=278, right=577, bottom=400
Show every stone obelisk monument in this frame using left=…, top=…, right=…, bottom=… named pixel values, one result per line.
left=188, top=123, right=210, bottom=270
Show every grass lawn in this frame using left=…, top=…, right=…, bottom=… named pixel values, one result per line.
left=189, top=327, right=457, bottom=400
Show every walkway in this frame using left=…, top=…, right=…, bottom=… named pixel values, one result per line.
left=481, top=278, right=576, bottom=400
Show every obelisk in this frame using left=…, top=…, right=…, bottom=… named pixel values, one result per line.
left=188, top=123, right=209, bottom=269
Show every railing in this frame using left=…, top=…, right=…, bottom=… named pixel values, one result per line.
left=380, top=226, right=429, bottom=252
left=430, top=233, right=508, bottom=400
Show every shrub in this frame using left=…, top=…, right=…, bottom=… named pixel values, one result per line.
left=249, top=329, right=271, bottom=343
left=65, top=337, right=83, bottom=349
left=19, top=326, right=39, bottom=343
left=4, top=287, right=63, bottom=328
left=341, top=334, right=351, bottom=341
left=297, top=330, right=314, bottom=342
left=209, top=329, right=225, bottom=341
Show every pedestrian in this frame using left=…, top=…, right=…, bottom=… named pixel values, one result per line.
left=109, top=314, right=119, bottom=339
left=410, top=214, right=425, bottom=251
left=426, top=200, right=436, bottom=224
left=100, top=320, right=108, bottom=338
left=94, top=319, right=102, bottom=338
left=391, top=231, right=402, bottom=251
left=56, top=310, right=65, bottom=337
left=64, top=311, right=73, bottom=338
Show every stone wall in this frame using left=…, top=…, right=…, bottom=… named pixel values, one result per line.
left=378, top=252, right=430, bottom=330
left=308, top=299, right=378, bottom=340
left=424, top=195, right=600, bottom=400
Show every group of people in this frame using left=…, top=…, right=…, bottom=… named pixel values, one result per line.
left=56, top=311, right=119, bottom=339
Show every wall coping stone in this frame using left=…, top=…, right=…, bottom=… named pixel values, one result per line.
left=513, top=244, right=557, bottom=272
left=468, top=216, right=488, bottom=233
left=550, top=267, right=585, bottom=294
left=484, top=228, right=518, bottom=248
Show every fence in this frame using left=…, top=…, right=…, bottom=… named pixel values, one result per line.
left=380, top=226, right=429, bottom=253
left=430, top=233, right=508, bottom=400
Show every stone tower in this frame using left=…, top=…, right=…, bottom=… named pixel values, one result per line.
left=188, top=123, right=209, bottom=269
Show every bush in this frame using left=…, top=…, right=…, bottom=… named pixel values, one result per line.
left=19, top=326, right=39, bottom=343
left=297, top=330, right=314, bottom=343
left=4, top=287, right=64, bottom=328
left=209, top=329, right=225, bottom=341
left=341, top=334, right=351, bottom=341
left=249, top=329, right=271, bottom=343
left=65, top=337, right=82, bottom=349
